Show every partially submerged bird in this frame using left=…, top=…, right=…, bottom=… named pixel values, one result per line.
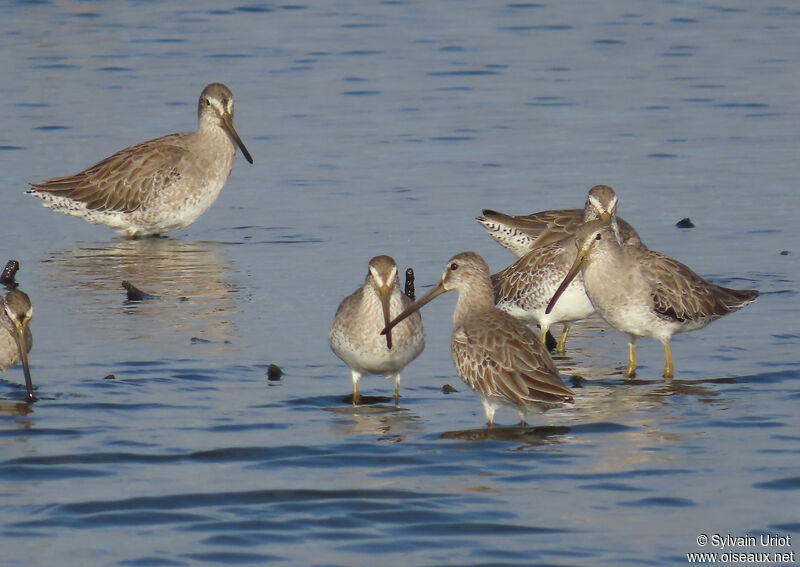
left=476, top=184, right=639, bottom=257
left=330, top=255, right=425, bottom=404
left=547, top=220, right=759, bottom=379
left=492, top=219, right=644, bottom=354
left=1, top=290, right=34, bottom=401
left=28, top=83, right=253, bottom=238
left=383, top=252, right=573, bottom=426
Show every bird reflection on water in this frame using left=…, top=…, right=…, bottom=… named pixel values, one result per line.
left=325, top=403, right=424, bottom=441
left=0, top=399, right=35, bottom=418
left=41, top=238, right=240, bottom=345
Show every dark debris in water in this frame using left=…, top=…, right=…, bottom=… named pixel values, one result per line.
left=442, top=384, right=458, bottom=394
left=780, top=250, right=790, bottom=255
left=1, top=260, right=20, bottom=288
left=675, top=217, right=695, bottom=228
left=568, top=375, right=587, bottom=388
left=404, top=267, right=415, bottom=301
left=104, top=374, right=115, bottom=380
left=122, top=280, right=160, bottom=301
left=267, top=364, right=284, bottom=381
left=190, top=337, right=212, bottom=344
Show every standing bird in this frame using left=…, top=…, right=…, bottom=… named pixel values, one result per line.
left=383, top=252, right=573, bottom=426
left=28, top=83, right=253, bottom=238
left=1, top=290, right=34, bottom=401
left=476, top=184, right=639, bottom=257
left=492, top=224, right=644, bottom=354
left=330, top=256, right=425, bottom=404
left=547, top=220, right=759, bottom=379
left=492, top=235, right=597, bottom=355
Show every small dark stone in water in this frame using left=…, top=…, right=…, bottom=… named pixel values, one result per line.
left=569, top=375, right=586, bottom=388
left=122, top=281, right=144, bottom=300
left=122, top=280, right=159, bottom=301
left=675, top=217, right=695, bottom=228
left=780, top=250, right=790, bottom=256
left=404, top=268, right=415, bottom=301
left=1, top=260, right=20, bottom=287
left=190, top=336, right=212, bottom=344
left=104, top=374, right=116, bottom=380
left=267, top=363, right=284, bottom=381
left=442, top=384, right=458, bottom=394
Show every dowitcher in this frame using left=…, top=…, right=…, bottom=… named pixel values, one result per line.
left=492, top=235, right=596, bottom=355
left=28, top=83, right=253, bottom=238
left=492, top=222, right=644, bottom=354
left=547, top=220, right=759, bottom=379
left=1, top=290, right=34, bottom=401
left=330, top=256, right=425, bottom=404
left=383, top=252, right=573, bottom=426
left=477, top=184, right=639, bottom=257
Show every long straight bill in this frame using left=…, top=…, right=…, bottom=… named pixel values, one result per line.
left=15, top=326, right=34, bottom=401
left=221, top=114, right=254, bottom=164
left=378, top=285, right=393, bottom=349
left=545, top=253, right=586, bottom=315
left=381, top=280, right=447, bottom=336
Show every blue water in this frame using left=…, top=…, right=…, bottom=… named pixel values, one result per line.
left=1, top=1, right=799, bottom=565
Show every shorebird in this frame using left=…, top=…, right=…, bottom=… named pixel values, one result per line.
left=547, top=220, right=759, bottom=379
left=476, top=184, right=639, bottom=257
left=492, top=222, right=644, bottom=354
left=1, top=290, right=34, bottom=401
left=383, top=252, right=573, bottom=426
left=330, top=256, right=425, bottom=404
left=28, top=83, right=253, bottom=238
left=492, top=235, right=596, bottom=355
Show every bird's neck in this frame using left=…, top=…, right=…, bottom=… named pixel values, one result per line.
left=453, top=280, right=494, bottom=327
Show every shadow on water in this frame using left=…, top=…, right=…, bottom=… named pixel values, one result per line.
left=40, top=238, right=240, bottom=343
left=441, top=425, right=571, bottom=445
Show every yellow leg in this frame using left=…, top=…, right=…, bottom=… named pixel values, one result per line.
left=663, top=342, right=674, bottom=380
left=556, top=324, right=570, bottom=355
left=625, top=342, right=637, bottom=378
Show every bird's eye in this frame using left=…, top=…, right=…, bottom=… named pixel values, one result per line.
left=205, top=99, right=211, bottom=106
left=449, top=262, right=458, bottom=271
left=595, top=233, right=602, bottom=241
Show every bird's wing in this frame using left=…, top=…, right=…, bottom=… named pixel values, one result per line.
left=452, top=310, right=573, bottom=404
left=642, top=250, right=757, bottom=322
left=491, top=241, right=566, bottom=304
left=29, top=133, right=192, bottom=213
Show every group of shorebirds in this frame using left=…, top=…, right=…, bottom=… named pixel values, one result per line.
left=331, top=184, right=758, bottom=425
left=3, top=83, right=758, bottom=426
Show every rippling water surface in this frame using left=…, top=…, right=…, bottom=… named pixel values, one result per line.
left=1, top=1, right=798, bottom=565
